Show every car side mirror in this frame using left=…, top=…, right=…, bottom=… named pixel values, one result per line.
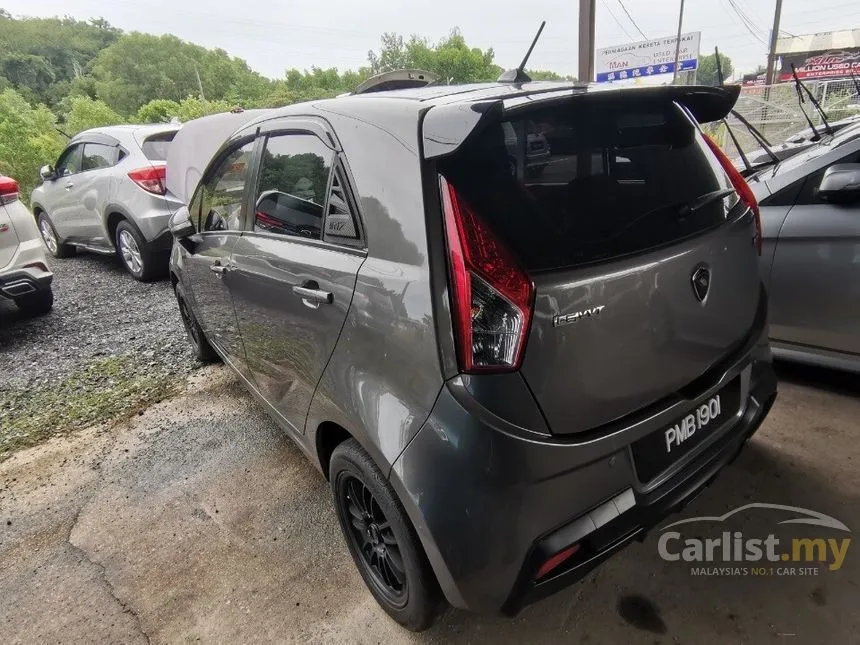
left=817, top=163, right=860, bottom=203
left=39, top=165, right=55, bottom=181
left=169, top=206, right=196, bottom=239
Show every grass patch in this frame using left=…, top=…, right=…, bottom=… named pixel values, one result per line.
left=0, top=355, right=181, bottom=461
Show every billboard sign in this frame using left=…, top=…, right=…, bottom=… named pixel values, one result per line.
left=596, top=32, right=701, bottom=83
left=778, top=50, right=860, bottom=81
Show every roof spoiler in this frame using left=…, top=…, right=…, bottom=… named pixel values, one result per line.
left=422, top=84, right=742, bottom=159
left=354, top=69, right=439, bottom=95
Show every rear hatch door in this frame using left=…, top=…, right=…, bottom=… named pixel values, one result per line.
left=438, top=89, right=760, bottom=435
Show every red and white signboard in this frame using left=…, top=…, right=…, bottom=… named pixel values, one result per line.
left=778, top=50, right=860, bottom=81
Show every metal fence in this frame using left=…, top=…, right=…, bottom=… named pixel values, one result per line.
left=709, top=79, right=860, bottom=157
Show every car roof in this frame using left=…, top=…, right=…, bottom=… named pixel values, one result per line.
left=71, top=123, right=181, bottom=147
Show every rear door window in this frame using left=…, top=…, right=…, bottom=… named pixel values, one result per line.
left=82, top=143, right=117, bottom=171
left=252, top=134, right=333, bottom=240
left=440, top=100, right=733, bottom=271
left=141, top=131, right=177, bottom=161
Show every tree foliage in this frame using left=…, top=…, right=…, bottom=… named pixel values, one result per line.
left=369, top=29, right=501, bottom=83
left=90, top=33, right=270, bottom=115
left=61, top=95, right=125, bottom=135
left=697, top=52, right=735, bottom=86
left=0, top=14, right=120, bottom=106
left=0, top=89, right=64, bottom=198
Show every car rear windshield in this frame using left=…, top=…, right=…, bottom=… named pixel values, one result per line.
left=440, top=99, right=732, bottom=271
left=141, top=131, right=177, bottom=161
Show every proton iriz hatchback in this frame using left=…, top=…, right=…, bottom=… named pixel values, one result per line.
left=167, top=81, right=777, bottom=630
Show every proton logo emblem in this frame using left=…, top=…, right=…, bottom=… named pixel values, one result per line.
left=691, top=265, right=711, bottom=304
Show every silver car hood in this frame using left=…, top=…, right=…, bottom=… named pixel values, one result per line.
left=166, top=109, right=268, bottom=205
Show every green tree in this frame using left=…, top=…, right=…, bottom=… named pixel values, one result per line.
left=697, top=52, right=734, bottom=86
left=0, top=14, right=120, bottom=106
left=0, top=89, right=64, bottom=199
left=527, top=69, right=577, bottom=81
left=135, top=96, right=234, bottom=123
left=368, top=29, right=501, bottom=83
left=61, top=95, right=124, bottom=135
left=90, top=32, right=271, bottom=116
left=136, top=98, right=182, bottom=123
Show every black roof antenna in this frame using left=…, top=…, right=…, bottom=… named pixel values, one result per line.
left=498, top=21, right=546, bottom=83
left=714, top=46, right=724, bottom=86
left=791, top=63, right=833, bottom=139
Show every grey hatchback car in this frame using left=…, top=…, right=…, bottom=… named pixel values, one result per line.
left=167, top=82, right=777, bottom=630
left=31, top=124, right=183, bottom=280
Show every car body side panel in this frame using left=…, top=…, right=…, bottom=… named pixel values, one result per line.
left=229, top=235, right=365, bottom=437
left=767, top=202, right=860, bottom=354
left=305, top=110, right=444, bottom=473
left=757, top=204, right=793, bottom=289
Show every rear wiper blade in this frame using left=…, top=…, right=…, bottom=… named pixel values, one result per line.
left=678, top=188, right=737, bottom=217
left=605, top=189, right=737, bottom=242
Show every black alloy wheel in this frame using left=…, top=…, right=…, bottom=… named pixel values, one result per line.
left=337, top=473, right=408, bottom=606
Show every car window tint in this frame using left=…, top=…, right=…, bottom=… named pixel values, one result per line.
left=192, top=140, right=256, bottom=233
left=796, top=149, right=860, bottom=205
left=55, top=144, right=83, bottom=177
left=142, top=131, right=177, bottom=161
left=440, top=101, right=731, bottom=271
left=82, top=143, right=116, bottom=171
left=253, top=134, right=333, bottom=240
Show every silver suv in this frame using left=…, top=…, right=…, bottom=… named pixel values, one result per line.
left=31, top=124, right=184, bottom=280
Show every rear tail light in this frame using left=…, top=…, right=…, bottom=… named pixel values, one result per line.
left=703, top=135, right=762, bottom=255
left=128, top=165, right=167, bottom=195
left=439, top=176, right=534, bottom=373
left=0, top=176, right=19, bottom=205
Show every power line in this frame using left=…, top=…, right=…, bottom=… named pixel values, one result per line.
left=720, top=0, right=767, bottom=45
left=599, top=0, right=636, bottom=41
left=615, top=0, right=648, bottom=40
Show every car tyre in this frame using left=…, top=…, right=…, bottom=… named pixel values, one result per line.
left=330, top=439, right=441, bottom=631
left=116, top=220, right=161, bottom=281
left=37, top=213, right=75, bottom=258
left=174, top=281, right=218, bottom=363
left=15, top=289, right=54, bottom=316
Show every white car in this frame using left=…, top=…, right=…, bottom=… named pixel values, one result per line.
left=0, top=175, right=54, bottom=315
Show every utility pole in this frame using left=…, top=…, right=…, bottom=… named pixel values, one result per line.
left=195, top=65, right=206, bottom=102
left=672, top=0, right=686, bottom=84
left=765, top=0, right=783, bottom=86
left=578, top=0, right=596, bottom=82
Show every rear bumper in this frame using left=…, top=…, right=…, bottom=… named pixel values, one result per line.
left=389, top=347, right=777, bottom=614
left=0, top=265, right=53, bottom=299
left=145, top=229, right=174, bottom=253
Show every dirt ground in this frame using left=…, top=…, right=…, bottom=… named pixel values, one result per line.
left=1, top=363, right=858, bottom=644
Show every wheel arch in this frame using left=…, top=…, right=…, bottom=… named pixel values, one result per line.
left=315, top=420, right=354, bottom=480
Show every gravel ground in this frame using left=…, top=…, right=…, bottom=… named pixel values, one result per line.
left=0, top=250, right=197, bottom=458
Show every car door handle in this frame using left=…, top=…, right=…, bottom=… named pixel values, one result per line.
left=293, top=281, right=333, bottom=307
left=65, top=183, right=74, bottom=191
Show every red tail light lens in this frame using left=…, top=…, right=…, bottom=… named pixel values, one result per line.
left=128, top=165, right=167, bottom=195
left=703, top=135, right=762, bottom=255
left=439, top=176, right=534, bottom=373
left=0, top=176, right=19, bottom=205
